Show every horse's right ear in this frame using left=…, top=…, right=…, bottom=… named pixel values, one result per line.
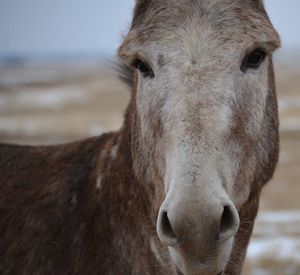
left=132, top=0, right=153, bottom=28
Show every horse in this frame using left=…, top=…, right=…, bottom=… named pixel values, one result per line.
left=0, top=0, right=280, bottom=274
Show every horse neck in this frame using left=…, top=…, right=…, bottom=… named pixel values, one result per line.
left=95, top=125, right=156, bottom=232
left=89, top=125, right=167, bottom=272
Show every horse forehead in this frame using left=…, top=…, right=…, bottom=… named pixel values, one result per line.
left=134, top=0, right=274, bottom=51
left=138, top=0, right=266, bottom=26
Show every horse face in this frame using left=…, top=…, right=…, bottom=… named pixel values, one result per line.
left=119, top=1, right=280, bottom=274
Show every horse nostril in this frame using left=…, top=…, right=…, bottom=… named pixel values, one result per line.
left=161, top=211, right=177, bottom=238
left=158, top=211, right=178, bottom=245
left=218, top=205, right=239, bottom=241
left=220, top=205, right=234, bottom=233
left=218, top=204, right=239, bottom=241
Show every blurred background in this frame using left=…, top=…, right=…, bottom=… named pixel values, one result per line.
left=0, top=1, right=299, bottom=274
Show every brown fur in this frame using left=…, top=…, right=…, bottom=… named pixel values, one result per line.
left=0, top=131, right=171, bottom=275
left=0, top=1, right=280, bottom=274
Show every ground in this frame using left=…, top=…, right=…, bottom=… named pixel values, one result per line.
left=0, top=61, right=299, bottom=275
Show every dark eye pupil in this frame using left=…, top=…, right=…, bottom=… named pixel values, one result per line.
left=133, top=59, right=154, bottom=78
left=248, top=51, right=264, bottom=65
left=241, top=49, right=266, bottom=72
left=137, top=62, right=149, bottom=73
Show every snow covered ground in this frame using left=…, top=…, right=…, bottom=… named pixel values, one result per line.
left=245, top=211, right=300, bottom=274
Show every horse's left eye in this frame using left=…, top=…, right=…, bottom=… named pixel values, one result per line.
left=241, top=49, right=267, bottom=72
left=132, top=59, right=154, bottom=78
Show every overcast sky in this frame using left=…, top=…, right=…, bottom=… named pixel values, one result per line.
left=0, top=0, right=299, bottom=58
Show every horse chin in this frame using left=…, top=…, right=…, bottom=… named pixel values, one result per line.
left=169, top=238, right=233, bottom=275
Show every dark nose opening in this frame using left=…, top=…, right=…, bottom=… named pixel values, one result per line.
left=161, top=211, right=177, bottom=240
left=220, top=205, right=235, bottom=234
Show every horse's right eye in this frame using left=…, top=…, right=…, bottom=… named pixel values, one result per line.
left=132, top=59, right=154, bottom=78
left=241, top=49, right=267, bottom=72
